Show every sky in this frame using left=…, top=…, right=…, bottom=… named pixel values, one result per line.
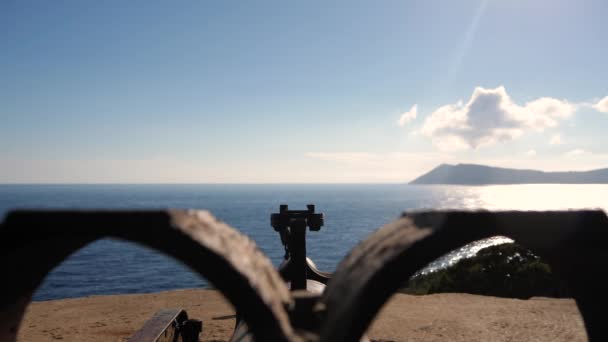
left=1, top=0, right=608, bottom=183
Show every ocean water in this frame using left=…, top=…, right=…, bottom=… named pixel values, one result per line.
left=1, top=184, right=606, bottom=301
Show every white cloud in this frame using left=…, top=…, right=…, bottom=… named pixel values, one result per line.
left=398, top=104, right=417, bottom=126
left=562, top=149, right=608, bottom=164
left=420, top=86, right=576, bottom=151
left=595, top=96, right=608, bottom=113
left=431, top=135, right=470, bottom=152
left=1, top=156, right=371, bottom=183
left=304, top=152, right=378, bottom=164
left=523, top=97, right=575, bottom=120
left=304, top=151, right=608, bottom=182
left=564, top=149, right=589, bottom=157
left=304, top=151, right=455, bottom=182
left=549, top=134, right=562, bottom=145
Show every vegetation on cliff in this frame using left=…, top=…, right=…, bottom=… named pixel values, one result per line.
left=406, top=243, right=570, bottom=299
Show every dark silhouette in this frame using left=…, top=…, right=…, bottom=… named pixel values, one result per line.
left=410, top=163, right=608, bottom=185
left=406, top=243, right=570, bottom=299
left=3, top=209, right=608, bottom=341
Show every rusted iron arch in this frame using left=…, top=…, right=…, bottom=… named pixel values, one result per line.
left=0, top=210, right=296, bottom=342
left=320, top=210, right=608, bottom=342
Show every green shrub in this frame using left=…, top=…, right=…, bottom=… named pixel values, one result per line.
left=405, top=243, right=570, bottom=298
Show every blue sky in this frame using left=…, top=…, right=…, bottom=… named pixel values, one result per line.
left=1, top=0, right=607, bottom=183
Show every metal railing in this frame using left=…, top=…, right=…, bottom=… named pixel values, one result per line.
left=1, top=207, right=607, bottom=341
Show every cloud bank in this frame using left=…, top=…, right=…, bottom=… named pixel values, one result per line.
left=304, top=150, right=608, bottom=182
left=398, top=104, right=417, bottom=126
left=549, top=134, right=562, bottom=145
left=420, top=86, right=576, bottom=151
left=595, top=96, right=608, bottom=113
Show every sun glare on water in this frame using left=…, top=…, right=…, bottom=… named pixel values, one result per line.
left=419, top=184, right=608, bottom=274
left=470, top=184, right=608, bottom=211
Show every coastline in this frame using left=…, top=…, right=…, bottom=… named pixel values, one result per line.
left=18, top=289, right=586, bottom=341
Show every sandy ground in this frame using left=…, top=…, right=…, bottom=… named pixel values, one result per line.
left=17, top=289, right=587, bottom=342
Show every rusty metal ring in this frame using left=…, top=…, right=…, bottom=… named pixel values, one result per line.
left=0, top=210, right=295, bottom=342
left=320, top=210, right=608, bottom=342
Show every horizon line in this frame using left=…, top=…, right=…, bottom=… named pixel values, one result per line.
left=0, top=182, right=412, bottom=186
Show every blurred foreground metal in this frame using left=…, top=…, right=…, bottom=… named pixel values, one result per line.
left=1, top=207, right=607, bottom=341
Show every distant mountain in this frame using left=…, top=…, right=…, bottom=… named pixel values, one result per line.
left=410, top=163, right=608, bottom=185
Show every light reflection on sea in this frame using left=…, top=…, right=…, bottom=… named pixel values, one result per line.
left=2, top=184, right=607, bottom=299
left=418, top=184, right=608, bottom=274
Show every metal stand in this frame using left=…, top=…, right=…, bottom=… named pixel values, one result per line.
left=271, top=204, right=325, bottom=290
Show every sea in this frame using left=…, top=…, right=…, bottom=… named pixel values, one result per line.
left=1, top=184, right=607, bottom=301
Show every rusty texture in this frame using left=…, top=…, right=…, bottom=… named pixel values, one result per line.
left=0, top=210, right=294, bottom=342
left=2, top=209, right=608, bottom=342
left=321, top=210, right=608, bottom=342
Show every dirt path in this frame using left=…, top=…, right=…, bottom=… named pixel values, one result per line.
left=17, top=289, right=587, bottom=342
